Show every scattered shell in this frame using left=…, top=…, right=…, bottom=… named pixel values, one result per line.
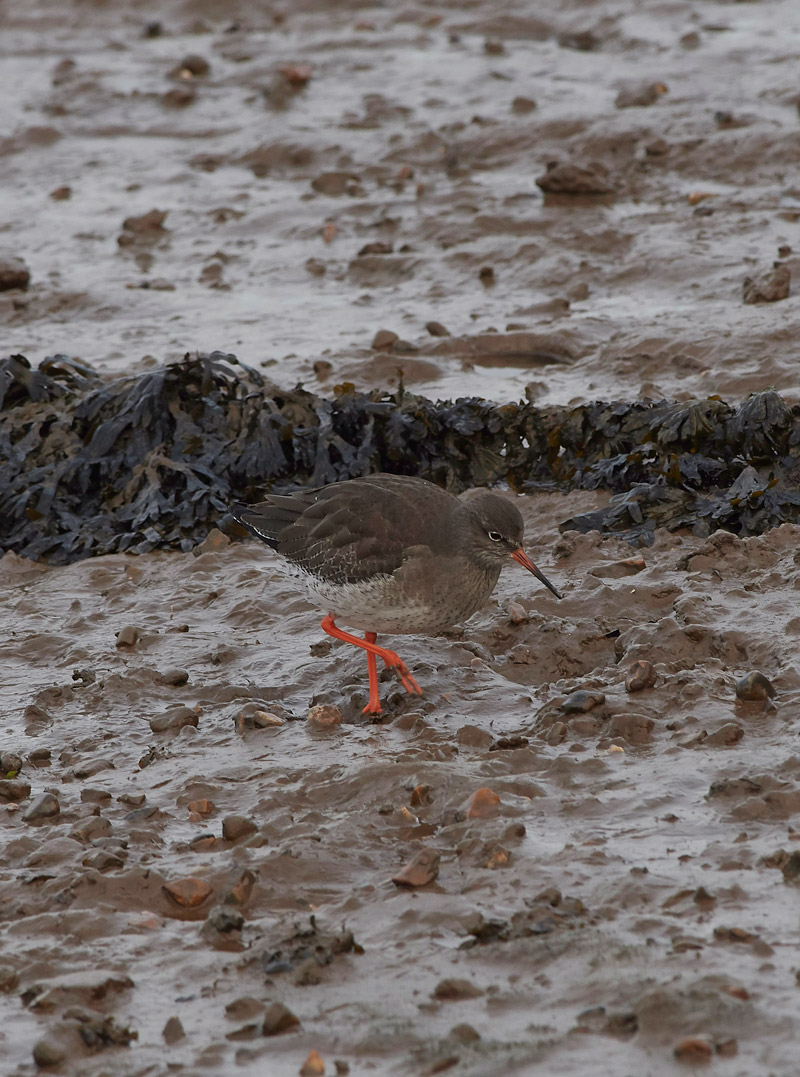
left=392, top=846, right=440, bottom=887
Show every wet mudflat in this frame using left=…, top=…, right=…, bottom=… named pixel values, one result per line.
left=3, top=0, right=800, bottom=1075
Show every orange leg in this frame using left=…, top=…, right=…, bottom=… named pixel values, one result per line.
left=320, top=614, right=423, bottom=713
left=364, top=632, right=381, bottom=715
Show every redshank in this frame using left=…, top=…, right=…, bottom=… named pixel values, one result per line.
left=230, top=474, right=562, bottom=714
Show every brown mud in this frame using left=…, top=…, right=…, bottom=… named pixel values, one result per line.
left=3, top=1, right=800, bottom=1075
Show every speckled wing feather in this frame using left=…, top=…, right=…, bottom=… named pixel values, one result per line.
left=231, top=475, right=458, bottom=585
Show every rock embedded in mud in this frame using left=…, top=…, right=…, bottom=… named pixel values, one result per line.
left=159, top=668, right=189, bottom=687
left=22, top=791, right=60, bottom=822
left=673, top=1036, right=712, bottom=1064
left=511, top=95, right=537, bottom=114
left=306, top=704, right=342, bottom=728
left=162, top=1015, right=185, bottom=1044
left=507, top=600, right=528, bottom=624
left=705, top=722, right=743, bottom=747
left=115, top=625, right=139, bottom=648
left=607, top=714, right=654, bottom=745
left=0, top=779, right=30, bottom=803
left=170, top=54, right=210, bottom=79
left=592, top=556, right=646, bottom=579
left=735, top=671, right=776, bottom=701
left=743, top=264, right=790, bottom=304
left=425, top=320, right=450, bottom=337
left=371, top=328, right=398, bottom=350
left=467, top=787, right=501, bottom=818
left=222, top=815, right=258, bottom=842
left=262, top=1001, right=300, bottom=1036
left=162, top=877, right=213, bottom=909
left=560, top=690, right=606, bottom=714
left=0, top=255, right=31, bottom=291
left=781, top=851, right=800, bottom=884
left=456, top=725, right=493, bottom=749
left=150, top=706, right=198, bottom=733
left=432, top=978, right=484, bottom=1001
left=311, top=171, right=362, bottom=197
left=535, top=161, right=613, bottom=195
left=392, top=846, right=440, bottom=887
left=625, top=660, right=656, bottom=692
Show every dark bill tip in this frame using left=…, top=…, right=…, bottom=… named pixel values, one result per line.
left=511, top=548, right=563, bottom=600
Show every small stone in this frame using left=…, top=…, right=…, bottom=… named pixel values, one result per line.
left=0, top=964, right=19, bottom=992
left=162, top=878, right=213, bottom=909
left=535, top=161, right=613, bottom=195
left=313, top=359, right=333, bottom=377
left=716, top=1039, right=738, bottom=1058
left=222, top=815, right=258, bottom=842
left=449, top=1023, right=481, bottom=1044
left=150, top=706, right=199, bottom=733
left=705, top=723, right=744, bottom=747
left=781, top=851, right=800, bottom=883
left=615, top=81, right=668, bottom=108
left=743, top=265, right=790, bottom=304
left=0, top=779, right=30, bottom=802
left=425, top=321, right=450, bottom=337
left=508, top=601, right=528, bottom=624
left=0, top=255, right=31, bottom=291
left=311, top=171, right=362, bottom=197
left=357, top=241, right=393, bottom=256
left=433, top=978, right=484, bottom=1001
left=409, top=784, right=433, bottom=807
left=468, top=787, right=500, bottom=819
left=188, top=799, right=215, bottom=816
left=171, top=54, right=210, bottom=78
left=456, top=725, right=493, bottom=749
left=115, top=625, right=139, bottom=648
left=511, top=96, right=537, bottom=114
left=277, top=62, right=313, bottom=87
left=673, top=1037, right=712, bottom=1064
left=592, top=556, right=646, bottom=579
left=306, top=259, right=327, bottom=277
left=23, top=792, right=60, bottom=822
left=485, top=845, right=511, bottom=869
left=162, top=1015, right=185, bottom=1044
left=222, top=869, right=256, bottom=907
left=1, top=751, right=23, bottom=775
left=392, top=846, right=440, bottom=887
left=625, top=660, right=656, bottom=692
left=300, top=1049, right=325, bottom=1076
left=645, top=138, right=669, bottom=156
left=262, top=1001, right=300, bottom=1036
left=484, top=37, right=505, bottom=55
left=226, top=997, right=265, bottom=1020
left=194, top=528, right=229, bottom=555
left=81, top=787, right=112, bottom=805
left=560, top=690, right=605, bottom=714
left=32, top=1034, right=67, bottom=1066
left=607, top=714, right=654, bottom=746
left=735, top=671, right=776, bottom=701
left=478, top=265, right=495, bottom=283
left=205, top=904, right=244, bottom=934
left=50, top=185, right=72, bottom=200
left=546, top=721, right=567, bottom=745
left=159, top=668, right=189, bottom=686
left=307, top=704, right=342, bottom=728
left=162, top=86, right=196, bottom=108
left=371, top=329, right=398, bottom=350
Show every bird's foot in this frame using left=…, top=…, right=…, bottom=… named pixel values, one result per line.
left=380, top=650, right=423, bottom=696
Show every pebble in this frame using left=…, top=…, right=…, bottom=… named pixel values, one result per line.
left=0, top=779, right=31, bottom=802
left=371, top=329, right=398, bottom=350
left=625, top=660, right=656, bottom=692
left=0, top=255, right=31, bottom=291
left=32, top=1034, right=67, bottom=1066
left=615, top=81, right=668, bottom=108
left=392, top=846, right=440, bottom=887
left=193, top=528, right=229, bottom=556
left=23, top=792, right=60, bottom=822
left=0, top=964, right=19, bottom=992
left=222, top=815, right=258, bottom=842
left=150, top=706, right=199, bottom=733
left=535, top=161, right=613, bottom=195
left=188, top=798, right=215, bottom=816
left=115, top=625, right=139, bottom=647
left=781, top=851, right=800, bottom=883
left=673, top=1036, right=712, bottom=1064
left=409, top=784, right=433, bottom=807
left=432, top=978, right=484, bottom=1001
left=311, top=171, right=362, bottom=197
left=306, top=704, right=342, bottom=728
left=607, top=714, right=654, bottom=746
left=456, top=725, right=494, bottom=749
left=1, top=750, right=23, bottom=775
left=205, top=904, right=244, bottom=934
left=743, top=264, right=790, bottom=304
left=262, top=1001, right=300, bottom=1036
left=171, top=54, right=210, bottom=78
left=560, top=690, right=606, bottom=714
left=425, top=321, right=450, bottom=337
left=162, top=877, right=213, bottom=909
left=300, top=1049, right=325, bottom=1076
left=511, top=96, right=537, bottom=114
left=546, top=722, right=567, bottom=745
left=735, top=671, right=776, bottom=701
left=507, top=600, right=528, bottom=624
left=162, top=1015, right=185, bottom=1044
left=159, top=668, right=189, bottom=686
left=450, top=1023, right=481, bottom=1043
left=467, top=787, right=501, bottom=819
left=595, top=556, right=646, bottom=580
left=705, top=722, right=743, bottom=747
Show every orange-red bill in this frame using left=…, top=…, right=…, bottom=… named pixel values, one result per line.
left=511, top=548, right=563, bottom=599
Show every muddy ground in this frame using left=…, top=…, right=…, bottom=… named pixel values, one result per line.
left=2, top=0, right=800, bottom=1075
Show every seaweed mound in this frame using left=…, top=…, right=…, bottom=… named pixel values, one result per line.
left=2, top=351, right=799, bottom=562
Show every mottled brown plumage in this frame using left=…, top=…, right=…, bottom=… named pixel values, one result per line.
left=231, top=474, right=561, bottom=713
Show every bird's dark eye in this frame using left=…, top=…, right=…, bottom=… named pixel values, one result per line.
left=488, top=530, right=503, bottom=542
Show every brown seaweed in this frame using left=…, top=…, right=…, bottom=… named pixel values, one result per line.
left=1, top=352, right=799, bottom=562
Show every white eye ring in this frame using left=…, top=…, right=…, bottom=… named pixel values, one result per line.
left=488, top=530, right=503, bottom=542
